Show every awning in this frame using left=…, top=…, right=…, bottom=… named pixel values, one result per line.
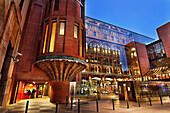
left=144, top=66, right=170, bottom=76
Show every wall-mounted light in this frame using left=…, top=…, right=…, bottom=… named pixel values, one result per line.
left=8, top=52, right=22, bottom=63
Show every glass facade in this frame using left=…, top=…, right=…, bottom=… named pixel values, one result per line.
left=79, top=17, right=154, bottom=97
left=146, top=40, right=166, bottom=68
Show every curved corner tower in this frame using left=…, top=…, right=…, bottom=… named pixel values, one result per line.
left=35, top=0, right=86, bottom=103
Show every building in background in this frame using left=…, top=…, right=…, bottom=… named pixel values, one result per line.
left=144, top=22, right=170, bottom=81
left=78, top=17, right=154, bottom=97
left=0, top=0, right=30, bottom=106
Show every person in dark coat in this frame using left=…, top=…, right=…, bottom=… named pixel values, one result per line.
left=32, top=89, right=36, bottom=98
left=27, top=90, right=31, bottom=98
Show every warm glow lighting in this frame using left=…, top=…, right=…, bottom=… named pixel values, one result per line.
left=80, top=29, right=83, bottom=56
left=105, top=78, right=113, bottom=81
left=131, top=53, right=133, bottom=58
left=131, top=48, right=136, bottom=51
left=74, top=25, right=78, bottom=38
left=29, top=84, right=33, bottom=87
left=42, top=24, right=49, bottom=53
left=49, top=22, right=57, bottom=52
left=59, top=22, right=65, bottom=35
left=117, top=78, right=123, bottom=81
left=134, top=52, right=137, bottom=57
left=92, top=77, right=101, bottom=80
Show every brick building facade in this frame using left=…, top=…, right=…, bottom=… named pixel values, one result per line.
left=0, top=0, right=30, bottom=107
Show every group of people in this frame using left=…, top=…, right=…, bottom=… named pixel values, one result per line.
left=27, top=89, right=36, bottom=98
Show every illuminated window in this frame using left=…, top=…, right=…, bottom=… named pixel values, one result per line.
left=80, top=29, right=83, bottom=56
left=59, top=21, right=65, bottom=35
left=42, top=24, right=49, bottom=53
left=105, top=49, right=107, bottom=54
left=74, top=25, right=79, bottom=38
left=97, top=45, right=100, bottom=53
left=103, top=49, right=105, bottom=54
left=54, top=0, right=59, bottom=11
left=49, top=22, right=57, bottom=52
left=86, top=44, right=88, bottom=52
left=131, top=48, right=136, bottom=51
left=134, top=52, right=137, bottom=57
left=131, top=53, right=133, bottom=58
left=86, top=29, right=88, bottom=35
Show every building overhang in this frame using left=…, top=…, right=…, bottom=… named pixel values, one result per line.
left=35, top=55, right=87, bottom=81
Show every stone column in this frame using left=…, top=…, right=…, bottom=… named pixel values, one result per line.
left=50, top=81, right=70, bottom=103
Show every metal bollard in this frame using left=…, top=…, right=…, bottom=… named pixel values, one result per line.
left=112, top=99, right=115, bottom=110
left=127, top=99, right=129, bottom=109
left=56, top=100, right=58, bottom=113
left=71, top=97, right=73, bottom=110
left=66, top=96, right=68, bottom=106
left=138, top=97, right=140, bottom=107
left=96, top=99, right=99, bottom=112
left=160, top=95, right=163, bottom=105
left=25, top=100, right=29, bottom=113
left=149, top=98, right=152, bottom=106
left=78, top=99, right=80, bottom=113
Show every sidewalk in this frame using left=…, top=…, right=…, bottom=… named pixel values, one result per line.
left=0, top=97, right=170, bottom=113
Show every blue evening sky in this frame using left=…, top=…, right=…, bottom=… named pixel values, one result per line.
left=85, top=0, right=170, bottom=40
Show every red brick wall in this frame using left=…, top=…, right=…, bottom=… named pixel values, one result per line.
left=157, top=22, right=170, bottom=57
left=135, top=42, right=150, bottom=76
left=38, top=0, right=86, bottom=60
left=15, top=0, right=49, bottom=82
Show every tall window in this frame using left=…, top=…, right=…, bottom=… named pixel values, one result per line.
left=19, top=0, right=24, bottom=10
left=54, top=0, right=59, bottom=11
left=74, top=25, right=79, bottom=38
left=59, top=21, right=65, bottom=35
left=80, top=6, right=83, bottom=18
left=48, top=0, right=52, bottom=13
left=116, top=37, right=119, bottom=42
left=86, top=29, right=88, bottom=35
left=49, top=22, right=57, bottom=52
left=80, top=29, right=83, bottom=56
left=42, top=24, right=49, bottom=53
left=93, top=31, right=96, bottom=37
left=111, top=36, right=114, bottom=41
left=104, top=34, right=107, bottom=39
left=122, top=39, right=125, bottom=44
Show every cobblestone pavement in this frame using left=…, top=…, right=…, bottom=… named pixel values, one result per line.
left=1, top=97, right=170, bottom=113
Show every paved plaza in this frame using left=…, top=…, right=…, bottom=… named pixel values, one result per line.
left=0, top=97, right=170, bottom=113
